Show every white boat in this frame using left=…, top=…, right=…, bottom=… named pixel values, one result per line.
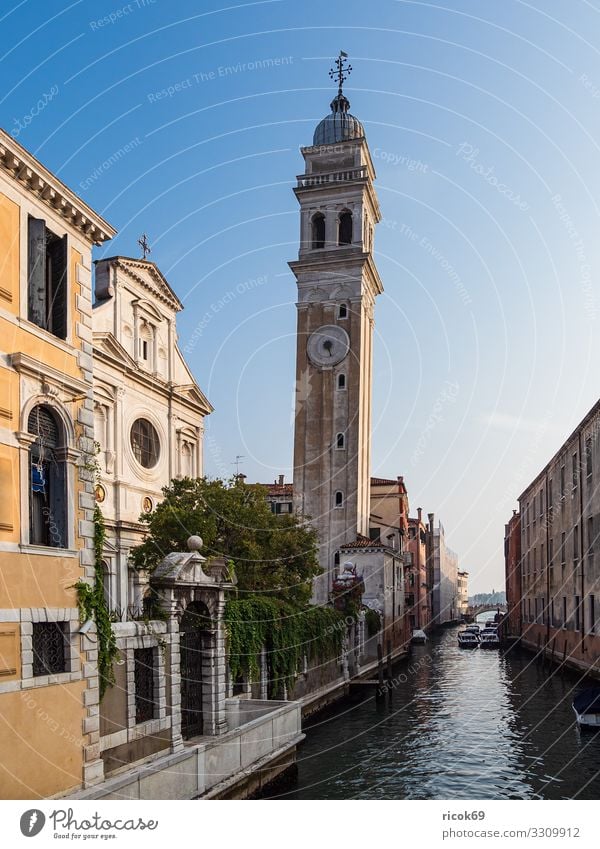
left=573, top=688, right=600, bottom=727
left=411, top=629, right=427, bottom=644
left=458, top=631, right=479, bottom=649
left=480, top=631, right=500, bottom=649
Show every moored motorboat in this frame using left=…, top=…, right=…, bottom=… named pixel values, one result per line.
left=480, top=631, right=500, bottom=649
left=458, top=631, right=479, bottom=649
left=572, top=688, right=600, bottom=727
left=411, top=629, right=427, bottom=644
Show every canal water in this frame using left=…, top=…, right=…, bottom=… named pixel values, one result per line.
left=270, top=625, right=600, bottom=799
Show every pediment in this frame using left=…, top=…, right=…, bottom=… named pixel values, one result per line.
left=176, top=382, right=213, bottom=414
left=93, top=332, right=137, bottom=369
left=104, top=256, right=183, bottom=313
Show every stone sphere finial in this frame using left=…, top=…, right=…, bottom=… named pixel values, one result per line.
left=187, top=535, right=203, bottom=552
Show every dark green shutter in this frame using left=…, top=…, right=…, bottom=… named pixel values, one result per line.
left=28, top=216, right=46, bottom=328
left=48, top=233, right=68, bottom=339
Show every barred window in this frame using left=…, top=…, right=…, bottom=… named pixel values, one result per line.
left=134, top=647, right=156, bottom=723
left=130, top=419, right=160, bottom=468
left=32, top=622, right=68, bottom=676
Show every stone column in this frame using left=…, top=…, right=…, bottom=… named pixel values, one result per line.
left=202, top=591, right=228, bottom=735
left=352, top=203, right=362, bottom=246
left=325, top=207, right=337, bottom=247
left=168, top=618, right=184, bottom=752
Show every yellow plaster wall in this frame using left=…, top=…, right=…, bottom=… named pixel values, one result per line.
left=0, top=316, right=81, bottom=378
left=0, top=681, right=85, bottom=799
left=0, top=192, right=19, bottom=314
left=0, top=366, right=18, bottom=428
left=0, top=444, right=19, bottom=543
left=0, top=623, right=20, bottom=682
left=0, top=551, right=81, bottom=610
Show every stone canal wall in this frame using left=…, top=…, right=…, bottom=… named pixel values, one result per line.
left=520, top=620, right=600, bottom=679
left=68, top=699, right=303, bottom=800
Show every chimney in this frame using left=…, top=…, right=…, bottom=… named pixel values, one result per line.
left=428, top=512, right=435, bottom=533
left=278, top=474, right=284, bottom=486
left=417, top=507, right=422, bottom=522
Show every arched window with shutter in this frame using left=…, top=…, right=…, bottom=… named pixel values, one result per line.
left=28, top=405, right=68, bottom=548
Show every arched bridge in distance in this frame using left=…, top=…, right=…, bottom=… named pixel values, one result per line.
left=465, top=604, right=507, bottom=622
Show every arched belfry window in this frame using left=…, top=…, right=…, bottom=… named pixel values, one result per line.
left=338, top=211, right=353, bottom=245
left=337, top=373, right=346, bottom=390
left=336, top=432, right=345, bottom=449
left=338, top=303, right=348, bottom=319
left=28, top=405, right=67, bottom=548
left=311, top=213, right=325, bottom=249
left=335, top=491, right=344, bottom=508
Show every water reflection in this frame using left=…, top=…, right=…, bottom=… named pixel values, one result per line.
left=270, top=627, right=600, bottom=799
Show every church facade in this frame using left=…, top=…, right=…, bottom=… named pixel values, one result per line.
left=92, top=256, right=212, bottom=617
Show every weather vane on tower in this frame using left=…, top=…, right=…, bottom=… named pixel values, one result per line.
left=329, top=50, right=352, bottom=95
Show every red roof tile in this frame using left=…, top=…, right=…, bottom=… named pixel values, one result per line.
left=340, top=534, right=381, bottom=549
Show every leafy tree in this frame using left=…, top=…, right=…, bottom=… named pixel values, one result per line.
left=130, top=476, right=320, bottom=607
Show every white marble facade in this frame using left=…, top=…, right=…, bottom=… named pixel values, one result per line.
left=92, top=256, right=212, bottom=616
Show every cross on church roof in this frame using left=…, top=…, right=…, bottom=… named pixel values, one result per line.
left=329, top=51, right=352, bottom=95
left=138, top=232, right=152, bottom=260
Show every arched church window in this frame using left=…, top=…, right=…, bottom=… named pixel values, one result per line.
left=338, top=303, right=348, bottom=319
left=337, top=373, right=346, bottom=390
left=335, top=491, right=344, bottom=508
left=336, top=433, right=345, bottom=449
left=28, top=404, right=68, bottom=548
left=311, top=213, right=325, bottom=249
left=139, top=321, right=153, bottom=366
left=338, top=210, right=353, bottom=245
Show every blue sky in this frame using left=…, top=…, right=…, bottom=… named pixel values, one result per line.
left=3, top=0, right=600, bottom=593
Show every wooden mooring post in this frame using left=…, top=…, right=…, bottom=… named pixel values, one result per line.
left=376, top=643, right=385, bottom=700
left=386, top=639, right=393, bottom=700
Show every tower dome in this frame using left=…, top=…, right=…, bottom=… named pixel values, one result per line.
left=313, top=51, right=364, bottom=146
left=313, top=93, right=364, bottom=145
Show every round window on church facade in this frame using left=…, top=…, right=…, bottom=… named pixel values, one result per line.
left=130, top=418, right=160, bottom=468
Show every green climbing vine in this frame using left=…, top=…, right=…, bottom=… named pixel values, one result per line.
left=224, top=596, right=345, bottom=697
left=73, top=505, right=118, bottom=700
left=364, top=608, right=381, bottom=637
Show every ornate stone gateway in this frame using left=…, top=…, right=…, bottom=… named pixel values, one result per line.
left=151, top=536, right=233, bottom=744
left=179, top=602, right=207, bottom=739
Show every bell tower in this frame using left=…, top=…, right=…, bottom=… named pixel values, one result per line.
left=291, top=54, right=383, bottom=604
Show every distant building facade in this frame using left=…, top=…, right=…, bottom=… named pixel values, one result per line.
left=263, top=475, right=294, bottom=515
left=407, top=509, right=432, bottom=632
left=429, top=515, right=459, bottom=625
left=512, top=400, right=600, bottom=675
left=504, top=510, right=522, bottom=637
left=457, top=570, right=469, bottom=618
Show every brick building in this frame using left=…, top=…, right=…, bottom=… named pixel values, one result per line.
left=513, top=400, right=600, bottom=675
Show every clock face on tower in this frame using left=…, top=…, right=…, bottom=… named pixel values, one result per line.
left=306, top=324, right=350, bottom=368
